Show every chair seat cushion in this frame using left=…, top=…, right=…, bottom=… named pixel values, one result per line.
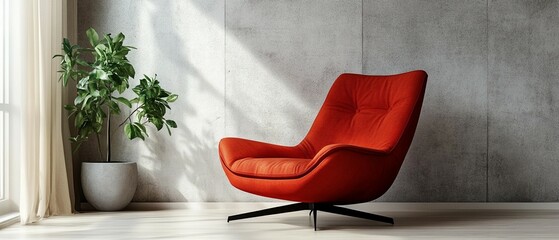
left=230, top=157, right=312, bottom=179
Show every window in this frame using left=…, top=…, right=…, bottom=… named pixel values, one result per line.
left=0, top=0, right=13, bottom=217
left=0, top=0, right=7, bottom=202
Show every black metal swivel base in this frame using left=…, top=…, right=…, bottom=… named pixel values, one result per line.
left=227, top=202, right=393, bottom=231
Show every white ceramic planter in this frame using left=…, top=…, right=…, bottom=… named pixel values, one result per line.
left=81, top=161, right=138, bottom=211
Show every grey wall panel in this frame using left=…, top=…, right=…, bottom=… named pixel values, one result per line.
left=224, top=0, right=361, bottom=200
left=488, top=1, right=559, bottom=201
left=364, top=0, right=488, bottom=201
left=225, top=0, right=362, bottom=148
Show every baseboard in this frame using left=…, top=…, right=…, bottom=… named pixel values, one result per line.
left=80, top=202, right=292, bottom=211
left=0, top=212, right=20, bottom=229
left=357, top=202, right=559, bottom=211
left=80, top=202, right=199, bottom=211
left=80, top=202, right=559, bottom=212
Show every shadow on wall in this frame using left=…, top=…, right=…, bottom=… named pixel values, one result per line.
left=121, top=0, right=239, bottom=201
left=216, top=0, right=362, bottom=145
left=76, top=0, right=237, bottom=202
left=114, top=0, right=360, bottom=202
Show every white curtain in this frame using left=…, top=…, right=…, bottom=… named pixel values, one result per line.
left=12, top=0, right=74, bottom=224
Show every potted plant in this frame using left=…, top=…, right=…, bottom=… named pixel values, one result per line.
left=55, top=28, right=178, bottom=211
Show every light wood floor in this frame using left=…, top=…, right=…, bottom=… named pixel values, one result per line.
left=1, top=203, right=559, bottom=239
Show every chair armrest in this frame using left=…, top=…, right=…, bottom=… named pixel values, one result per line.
left=313, top=144, right=390, bottom=161
left=219, top=137, right=305, bottom=167
left=294, top=144, right=392, bottom=180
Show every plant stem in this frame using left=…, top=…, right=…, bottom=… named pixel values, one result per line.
left=95, top=133, right=103, bottom=161
left=118, top=104, right=144, bottom=127
left=107, top=105, right=111, bottom=162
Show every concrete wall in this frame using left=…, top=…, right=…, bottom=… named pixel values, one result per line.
left=76, top=0, right=559, bottom=203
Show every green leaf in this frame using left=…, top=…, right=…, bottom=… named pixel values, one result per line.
left=114, top=97, right=132, bottom=108
left=134, top=125, right=145, bottom=140
left=64, top=104, right=76, bottom=111
left=94, top=44, right=107, bottom=57
left=166, top=119, right=177, bottom=128
left=166, top=94, right=178, bottom=103
left=134, top=122, right=147, bottom=133
left=117, top=83, right=127, bottom=93
left=126, top=124, right=144, bottom=140
left=132, top=86, right=141, bottom=95
left=63, top=54, right=71, bottom=66
left=161, top=101, right=171, bottom=110
left=81, top=95, right=93, bottom=109
left=151, top=118, right=164, bottom=130
left=77, top=76, right=89, bottom=90
left=158, top=91, right=169, bottom=98
left=86, top=28, right=99, bottom=47
left=74, top=94, right=85, bottom=105
left=95, top=69, right=110, bottom=80
left=125, top=64, right=135, bottom=78
left=62, top=74, right=69, bottom=86
left=124, top=123, right=133, bottom=139
left=134, top=122, right=148, bottom=139
left=157, top=104, right=167, bottom=116
left=96, top=110, right=104, bottom=123
left=62, top=38, right=72, bottom=53
left=137, top=110, right=145, bottom=122
left=114, top=33, right=125, bottom=44
left=109, top=101, right=120, bottom=114
left=75, top=112, right=84, bottom=127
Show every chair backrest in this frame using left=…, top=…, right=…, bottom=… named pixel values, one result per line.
left=299, top=70, right=428, bottom=157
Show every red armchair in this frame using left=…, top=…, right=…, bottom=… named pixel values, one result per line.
left=219, top=70, right=428, bottom=230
